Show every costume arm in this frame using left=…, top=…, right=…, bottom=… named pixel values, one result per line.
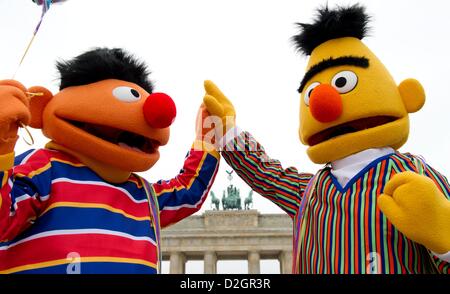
left=151, top=142, right=219, bottom=228
left=423, top=164, right=450, bottom=273
left=0, top=150, right=53, bottom=242
left=221, top=128, right=313, bottom=218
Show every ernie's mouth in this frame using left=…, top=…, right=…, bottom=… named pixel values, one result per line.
left=308, top=116, right=398, bottom=146
left=68, top=120, right=160, bottom=155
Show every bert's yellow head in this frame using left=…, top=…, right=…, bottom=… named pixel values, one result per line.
left=294, top=4, right=425, bottom=164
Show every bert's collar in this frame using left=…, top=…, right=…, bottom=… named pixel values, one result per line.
left=331, top=147, right=395, bottom=187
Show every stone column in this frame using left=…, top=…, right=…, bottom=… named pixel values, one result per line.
left=248, top=251, right=260, bottom=274
left=279, top=251, right=292, bottom=274
left=169, top=252, right=186, bottom=274
left=204, top=251, right=217, bottom=274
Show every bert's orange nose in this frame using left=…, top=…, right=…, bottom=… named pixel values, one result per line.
left=143, top=93, right=177, bottom=129
left=309, top=84, right=343, bottom=123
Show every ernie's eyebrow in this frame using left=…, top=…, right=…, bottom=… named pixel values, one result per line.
left=298, top=56, right=369, bottom=93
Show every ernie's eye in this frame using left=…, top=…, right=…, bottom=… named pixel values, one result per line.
left=112, top=86, right=141, bottom=102
left=331, top=71, right=358, bottom=94
left=304, top=82, right=320, bottom=106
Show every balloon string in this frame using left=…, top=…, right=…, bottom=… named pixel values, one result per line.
left=13, top=34, right=38, bottom=79
left=18, top=122, right=35, bottom=146
left=12, top=2, right=49, bottom=79
left=26, top=91, right=44, bottom=97
left=14, top=92, right=43, bottom=146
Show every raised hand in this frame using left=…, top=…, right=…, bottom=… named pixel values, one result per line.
left=203, top=80, right=236, bottom=139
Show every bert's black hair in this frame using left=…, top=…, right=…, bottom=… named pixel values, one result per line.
left=292, top=4, right=371, bottom=56
left=57, top=48, right=154, bottom=93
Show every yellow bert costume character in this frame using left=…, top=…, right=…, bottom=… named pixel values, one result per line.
left=203, top=4, right=450, bottom=273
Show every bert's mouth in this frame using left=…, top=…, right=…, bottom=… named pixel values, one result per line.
left=308, top=116, right=398, bottom=146
left=67, top=120, right=161, bottom=155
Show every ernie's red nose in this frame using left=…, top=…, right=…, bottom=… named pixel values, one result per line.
left=143, top=93, right=177, bottom=129
left=309, top=84, right=343, bottom=123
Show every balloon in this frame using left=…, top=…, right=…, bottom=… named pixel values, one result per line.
left=13, top=0, right=67, bottom=77
left=31, top=0, right=67, bottom=34
left=32, top=0, right=67, bottom=6
left=32, top=0, right=67, bottom=14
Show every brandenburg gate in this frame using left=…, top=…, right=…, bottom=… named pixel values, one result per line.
left=161, top=210, right=293, bottom=274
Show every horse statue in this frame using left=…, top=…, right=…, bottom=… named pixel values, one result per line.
left=244, top=190, right=253, bottom=210
left=210, top=191, right=220, bottom=210
left=222, top=184, right=242, bottom=210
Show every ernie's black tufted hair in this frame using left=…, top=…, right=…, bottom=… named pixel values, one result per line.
left=57, top=48, right=154, bottom=93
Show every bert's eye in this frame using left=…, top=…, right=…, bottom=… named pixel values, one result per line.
left=331, top=71, right=358, bottom=94
left=112, top=86, right=141, bottom=102
left=304, top=82, right=320, bottom=106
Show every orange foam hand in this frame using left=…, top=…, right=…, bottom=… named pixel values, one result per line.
left=0, top=80, right=31, bottom=154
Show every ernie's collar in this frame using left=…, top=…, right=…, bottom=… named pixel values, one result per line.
left=45, top=141, right=132, bottom=184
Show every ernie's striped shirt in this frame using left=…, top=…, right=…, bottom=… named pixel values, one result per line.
left=222, top=131, right=450, bottom=274
left=0, top=146, right=219, bottom=274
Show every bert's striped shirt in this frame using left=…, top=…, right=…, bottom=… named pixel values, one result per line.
left=0, top=146, right=219, bottom=274
left=222, top=131, right=449, bottom=274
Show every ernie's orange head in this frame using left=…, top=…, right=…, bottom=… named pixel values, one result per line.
left=28, top=48, right=176, bottom=173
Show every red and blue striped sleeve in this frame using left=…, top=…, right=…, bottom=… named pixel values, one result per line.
left=0, top=149, right=53, bottom=242
left=151, top=144, right=219, bottom=228
left=221, top=131, right=313, bottom=218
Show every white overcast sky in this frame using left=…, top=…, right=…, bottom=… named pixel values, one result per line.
left=1, top=0, right=450, bottom=218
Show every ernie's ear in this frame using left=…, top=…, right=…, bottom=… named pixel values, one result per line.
left=28, top=86, right=53, bottom=129
left=398, top=78, right=425, bottom=113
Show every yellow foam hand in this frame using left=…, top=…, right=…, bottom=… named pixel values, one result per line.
left=203, top=80, right=236, bottom=138
left=378, top=171, right=450, bottom=254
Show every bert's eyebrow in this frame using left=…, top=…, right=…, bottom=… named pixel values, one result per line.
left=298, top=56, right=369, bottom=93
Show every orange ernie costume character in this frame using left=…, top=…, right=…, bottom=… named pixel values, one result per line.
left=0, top=48, right=219, bottom=273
